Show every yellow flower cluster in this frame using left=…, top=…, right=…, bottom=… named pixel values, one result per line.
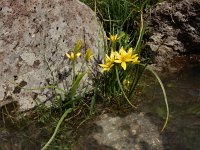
left=66, top=52, right=81, bottom=61
left=66, top=40, right=93, bottom=62
left=66, top=49, right=93, bottom=62
left=100, top=47, right=140, bottom=72
left=107, top=34, right=120, bottom=43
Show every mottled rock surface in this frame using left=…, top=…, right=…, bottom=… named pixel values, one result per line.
left=145, top=0, right=200, bottom=73
left=0, top=0, right=104, bottom=110
left=72, top=113, right=163, bottom=150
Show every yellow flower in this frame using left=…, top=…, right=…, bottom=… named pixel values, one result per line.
left=99, top=51, right=115, bottom=72
left=66, top=52, right=81, bottom=61
left=85, top=48, right=93, bottom=61
left=114, top=47, right=134, bottom=70
left=107, top=34, right=119, bottom=43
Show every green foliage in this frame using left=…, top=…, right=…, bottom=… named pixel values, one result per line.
left=98, top=11, right=145, bottom=107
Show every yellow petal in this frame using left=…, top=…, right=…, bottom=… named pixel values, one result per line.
left=132, top=58, right=140, bottom=64
left=110, top=52, right=115, bottom=60
left=66, top=53, right=71, bottom=58
left=76, top=52, right=81, bottom=58
left=121, top=62, right=127, bottom=70
left=99, top=64, right=108, bottom=67
left=100, top=64, right=114, bottom=72
left=126, top=58, right=134, bottom=62
left=102, top=68, right=109, bottom=72
left=127, top=48, right=133, bottom=57
left=119, top=47, right=124, bottom=54
left=71, top=53, right=75, bottom=60
left=121, top=50, right=127, bottom=56
left=132, top=54, right=138, bottom=58
left=105, top=54, right=111, bottom=62
left=128, top=47, right=133, bottom=53
left=114, top=60, right=122, bottom=63
left=114, top=51, right=120, bottom=59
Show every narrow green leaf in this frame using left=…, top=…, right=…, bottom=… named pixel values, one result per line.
left=135, top=11, right=145, bottom=54
left=145, top=66, right=169, bottom=132
left=115, top=67, right=137, bottom=109
left=41, top=108, right=72, bottom=150
left=70, top=72, right=86, bottom=100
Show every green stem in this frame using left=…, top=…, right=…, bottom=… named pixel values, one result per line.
left=111, top=42, right=116, bottom=51
left=72, top=61, right=75, bottom=81
left=145, top=66, right=169, bottom=132
left=115, top=67, right=137, bottom=109
left=41, top=108, right=72, bottom=150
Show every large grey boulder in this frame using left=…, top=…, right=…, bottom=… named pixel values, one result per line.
left=0, top=0, right=104, bottom=110
left=145, top=0, right=200, bottom=73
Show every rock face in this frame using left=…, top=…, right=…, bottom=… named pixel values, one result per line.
left=73, top=113, right=163, bottom=150
left=0, top=0, right=104, bottom=110
left=145, top=0, right=200, bottom=73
